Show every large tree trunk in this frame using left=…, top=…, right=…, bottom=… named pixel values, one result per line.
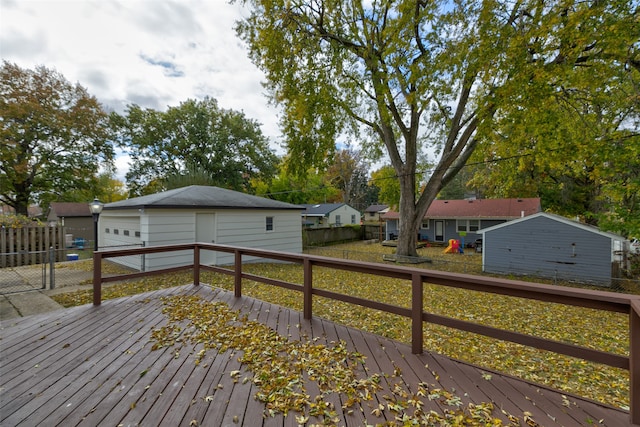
left=14, top=183, right=30, bottom=216
left=396, top=171, right=419, bottom=257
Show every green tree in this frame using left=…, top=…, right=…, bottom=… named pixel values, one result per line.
left=0, top=61, right=114, bottom=215
left=469, top=64, right=639, bottom=235
left=38, top=172, right=128, bottom=209
left=253, top=161, right=340, bottom=204
left=113, top=98, right=278, bottom=196
left=370, top=165, right=401, bottom=209
left=237, top=0, right=637, bottom=256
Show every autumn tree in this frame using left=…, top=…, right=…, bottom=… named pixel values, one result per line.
left=237, top=0, right=637, bottom=256
left=0, top=61, right=114, bottom=215
left=113, top=98, right=278, bottom=196
left=325, top=147, right=371, bottom=210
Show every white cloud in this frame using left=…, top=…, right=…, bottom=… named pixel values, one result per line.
left=1, top=0, right=283, bottom=180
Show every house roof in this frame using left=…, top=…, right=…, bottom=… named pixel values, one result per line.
left=49, top=202, right=91, bottom=217
left=364, top=204, right=389, bottom=213
left=381, top=198, right=541, bottom=220
left=479, top=212, right=627, bottom=241
left=104, top=186, right=303, bottom=211
left=300, top=203, right=347, bottom=217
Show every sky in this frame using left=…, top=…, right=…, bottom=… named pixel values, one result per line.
left=0, top=0, right=283, bottom=181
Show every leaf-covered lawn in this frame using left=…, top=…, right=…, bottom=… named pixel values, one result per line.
left=51, top=244, right=630, bottom=410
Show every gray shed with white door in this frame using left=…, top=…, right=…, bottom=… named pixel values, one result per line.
left=99, top=185, right=303, bottom=271
left=480, top=212, right=628, bottom=286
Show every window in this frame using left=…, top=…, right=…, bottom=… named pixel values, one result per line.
left=135, top=231, right=140, bottom=237
left=124, top=230, right=130, bottom=236
left=113, top=229, right=119, bottom=235
left=105, top=228, right=110, bottom=234
left=457, top=220, right=480, bottom=232
left=421, top=220, right=429, bottom=229
left=335, top=215, right=341, bottom=226
left=351, top=214, right=356, bottom=224
left=266, top=216, right=274, bottom=231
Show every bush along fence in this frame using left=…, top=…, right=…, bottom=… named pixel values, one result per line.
left=0, top=225, right=66, bottom=267
left=92, top=242, right=640, bottom=425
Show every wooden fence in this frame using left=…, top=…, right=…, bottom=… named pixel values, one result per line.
left=92, top=242, right=640, bottom=425
left=0, top=226, right=66, bottom=267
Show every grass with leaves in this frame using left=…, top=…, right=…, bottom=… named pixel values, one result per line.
left=52, top=242, right=630, bottom=410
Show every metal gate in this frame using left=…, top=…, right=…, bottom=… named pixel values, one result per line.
left=0, top=250, right=53, bottom=294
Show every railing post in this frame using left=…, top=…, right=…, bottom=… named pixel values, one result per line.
left=193, top=244, right=200, bottom=286
left=234, top=250, right=242, bottom=297
left=630, top=298, right=640, bottom=425
left=411, top=272, right=423, bottom=354
left=303, top=258, right=312, bottom=320
left=93, top=250, right=102, bottom=306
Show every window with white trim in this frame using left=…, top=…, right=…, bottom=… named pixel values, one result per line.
left=266, top=216, right=274, bottom=231
left=351, top=214, right=356, bottom=224
left=335, top=215, right=341, bottom=226
left=457, top=219, right=480, bottom=232
left=421, top=220, right=429, bottom=229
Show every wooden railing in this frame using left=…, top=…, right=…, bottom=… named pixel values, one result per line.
left=93, top=242, right=640, bottom=425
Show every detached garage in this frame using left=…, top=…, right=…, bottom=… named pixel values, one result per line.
left=100, top=185, right=303, bottom=271
left=480, top=212, right=629, bottom=287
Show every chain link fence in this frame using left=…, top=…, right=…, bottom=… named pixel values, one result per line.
left=0, top=248, right=96, bottom=295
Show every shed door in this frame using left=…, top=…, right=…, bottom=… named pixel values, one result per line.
left=196, top=213, right=216, bottom=265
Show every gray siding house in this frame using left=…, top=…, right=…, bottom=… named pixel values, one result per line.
left=99, top=186, right=303, bottom=271
left=382, top=198, right=541, bottom=245
left=480, top=212, right=628, bottom=286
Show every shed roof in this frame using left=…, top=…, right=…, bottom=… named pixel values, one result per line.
left=480, top=212, right=627, bottom=241
left=300, top=203, right=348, bottom=217
left=49, top=202, right=91, bottom=217
left=382, top=198, right=541, bottom=220
left=104, top=186, right=302, bottom=211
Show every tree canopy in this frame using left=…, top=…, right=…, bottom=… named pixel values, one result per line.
left=469, top=55, right=640, bottom=236
left=0, top=61, right=114, bottom=215
left=113, top=97, right=279, bottom=196
left=237, top=0, right=638, bottom=255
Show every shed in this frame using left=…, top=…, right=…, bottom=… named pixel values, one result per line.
left=99, top=185, right=303, bottom=271
left=363, top=204, right=389, bottom=222
left=47, top=202, right=93, bottom=244
left=480, top=212, right=629, bottom=286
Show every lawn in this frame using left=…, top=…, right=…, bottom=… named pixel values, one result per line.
left=53, top=241, right=630, bottom=410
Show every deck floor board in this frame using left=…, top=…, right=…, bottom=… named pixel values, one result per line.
left=0, top=285, right=629, bottom=426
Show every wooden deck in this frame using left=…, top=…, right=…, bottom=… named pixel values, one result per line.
left=0, top=285, right=630, bottom=426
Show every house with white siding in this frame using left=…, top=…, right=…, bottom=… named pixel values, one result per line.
left=301, top=203, right=361, bottom=228
left=99, top=185, right=303, bottom=271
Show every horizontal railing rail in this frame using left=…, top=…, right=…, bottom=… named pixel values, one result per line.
left=93, top=242, right=640, bottom=425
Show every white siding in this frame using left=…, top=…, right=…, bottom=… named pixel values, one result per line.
left=215, top=209, right=302, bottom=265
left=101, top=208, right=302, bottom=271
left=144, top=210, right=197, bottom=270
left=328, top=205, right=361, bottom=226
left=100, top=213, right=142, bottom=270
